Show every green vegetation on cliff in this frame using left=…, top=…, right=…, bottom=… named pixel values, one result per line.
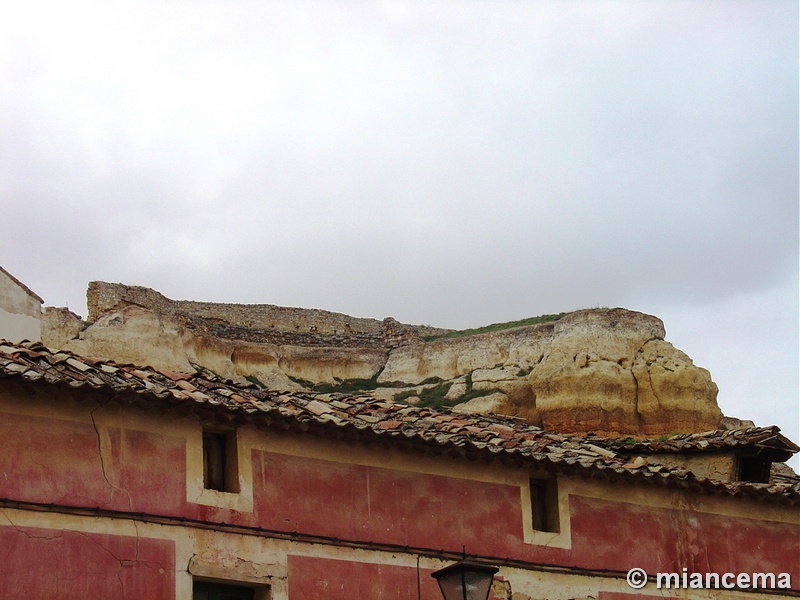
left=422, top=312, right=568, bottom=342
left=393, top=370, right=503, bottom=410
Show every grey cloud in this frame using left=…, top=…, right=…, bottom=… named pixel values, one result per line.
left=1, top=1, right=796, bottom=449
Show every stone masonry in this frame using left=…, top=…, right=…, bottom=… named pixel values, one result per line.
left=87, top=281, right=449, bottom=346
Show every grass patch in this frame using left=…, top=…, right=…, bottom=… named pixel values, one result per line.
left=415, top=382, right=504, bottom=409
left=459, top=385, right=503, bottom=404
left=405, top=370, right=503, bottom=410
left=312, top=377, right=383, bottom=394
left=393, top=388, right=422, bottom=403
left=189, top=362, right=222, bottom=380
left=392, top=379, right=449, bottom=406
left=423, top=312, right=568, bottom=341
left=287, top=374, right=316, bottom=388
left=416, top=381, right=453, bottom=409
left=244, top=374, right=266, bottom=388
left=287, top=372, right=414, bottom=394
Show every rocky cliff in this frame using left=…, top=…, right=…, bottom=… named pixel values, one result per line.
left=42, top=282, right=722, bottom=436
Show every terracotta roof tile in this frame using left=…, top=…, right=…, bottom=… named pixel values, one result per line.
left=589, top=427, right=800, bottom=455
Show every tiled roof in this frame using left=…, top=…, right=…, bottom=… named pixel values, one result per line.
left=0, top=339, right=797, bottom=505
left=588, top=427, right=800, bottom=456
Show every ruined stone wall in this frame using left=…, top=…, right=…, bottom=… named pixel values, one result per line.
left=87, top=281, right=449, bottom=341
left=199, top=320, right=387, bottom=349
left=41, top=306, right=83, bottom=347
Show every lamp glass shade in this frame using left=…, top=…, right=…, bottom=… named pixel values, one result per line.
left=431, top=561, right=498, bottom=600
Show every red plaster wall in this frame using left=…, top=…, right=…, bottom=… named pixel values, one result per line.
left=108, top=426, right=187, bottom=515
left=0, top=412, right=187, bottom=515
left=287, top=555, right=507, bottom=600
left=2, top=406, right=798, bottom=595
left=567, top=495, right=800, bottom=578
left=0, top=524, right=175, bottom=599
left=250, top=451, right=798, bottom=582
left=0, top=413, right=106, bottom=505
left=251, top=450, right=522, bottom=556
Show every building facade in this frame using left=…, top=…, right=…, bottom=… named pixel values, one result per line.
left=0, top=266, right=42, bottom=343
left=0, top=340, right=798, bottom=599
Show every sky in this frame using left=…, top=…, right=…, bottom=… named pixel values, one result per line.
left=1, top=1, right=797, bottom=455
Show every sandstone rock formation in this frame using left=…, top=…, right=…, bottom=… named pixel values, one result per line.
left=42, top=282, right=722, bottom=436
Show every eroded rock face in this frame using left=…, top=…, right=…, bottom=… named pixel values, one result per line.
left=58, top=306, right=384, bottom=391
left=451, top=392, right=515, bottom=416
left=60, top=306, right=204, bottom=374
left=44, top=287, right=722, bottom=436
left=526, top=309, right=720, bottom=435
left=375, top=308, right=720, bottom=435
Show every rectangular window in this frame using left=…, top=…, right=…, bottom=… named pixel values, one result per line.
left=736, top=455, right=771, bottom=484
left=203, top=429, right=239, bottom=493
left=530, top=478, right=560, bottom=533
left=193, top=580, right=256, bottom=600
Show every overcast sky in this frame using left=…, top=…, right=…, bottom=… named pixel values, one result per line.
left=2, top=1, right=797, bottom=452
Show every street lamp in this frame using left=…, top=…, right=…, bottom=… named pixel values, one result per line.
left=431, top=556, right=499, bottom=600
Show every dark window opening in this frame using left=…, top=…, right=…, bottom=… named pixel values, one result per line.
left=737, top=455, right=771, bottom=484
left=203, top=429, right=239, bottom=492
left=193, top=580, right=255, bottom=600
left=530, top=478, right=560, bottom=533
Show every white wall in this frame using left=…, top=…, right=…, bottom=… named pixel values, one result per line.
left=0, top=307, right=41, bottom=342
